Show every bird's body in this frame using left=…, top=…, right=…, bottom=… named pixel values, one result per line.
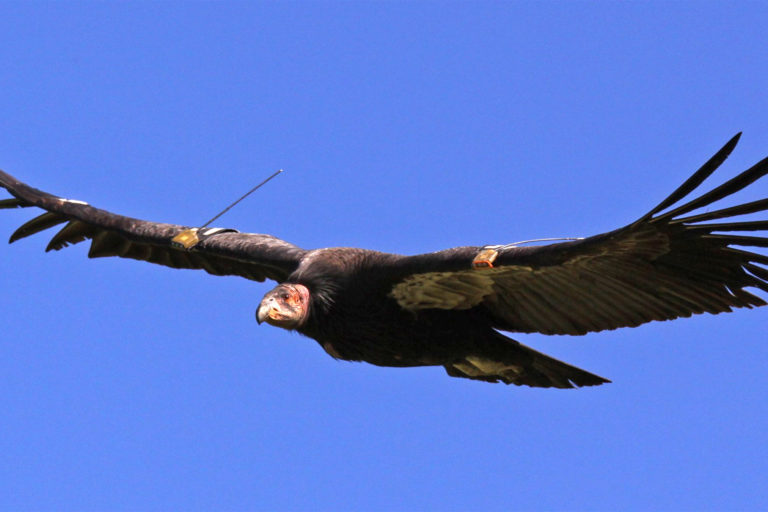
left=274, top=247, right=608, bottom=387
left=3, top=134, right=768, bottom=388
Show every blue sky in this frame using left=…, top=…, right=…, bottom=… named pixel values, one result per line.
left=1, top=2, right=767, bottom=511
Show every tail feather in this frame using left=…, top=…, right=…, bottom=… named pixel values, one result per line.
left=445, top=333, right=610, bottom=389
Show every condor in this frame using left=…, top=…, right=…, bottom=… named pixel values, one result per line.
left=2, top=134, right=767, bottom=388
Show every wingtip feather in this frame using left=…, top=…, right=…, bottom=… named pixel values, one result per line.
left=634, top=134, right=742, bottom=224
left=0, top=198, right=31, bottom=209
left=8, top=212, right=68, bottom=243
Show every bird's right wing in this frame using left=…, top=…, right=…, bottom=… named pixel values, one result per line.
left=388, top=134, right=768, bottom=335
left=0, top=170, right=306, bottom=283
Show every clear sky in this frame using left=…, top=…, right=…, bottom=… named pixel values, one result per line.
left=1, top=2, right=767, bottom=511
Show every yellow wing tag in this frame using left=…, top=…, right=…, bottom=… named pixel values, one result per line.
left=472, top=248, right=499, bottom=269
left=171, top=227, right=238, bottom=250
left=171, top=228, right=201, bottom=249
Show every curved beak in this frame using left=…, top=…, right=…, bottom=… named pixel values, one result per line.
left=256, top=300, right=273, bottom=325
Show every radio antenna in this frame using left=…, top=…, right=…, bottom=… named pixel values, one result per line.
left=201, top=169, right=283, bottom=228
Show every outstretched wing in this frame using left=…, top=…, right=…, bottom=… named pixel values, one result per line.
left=0, top=170, right=306, bottom=282
left=389, top=133, right=768, bottom=335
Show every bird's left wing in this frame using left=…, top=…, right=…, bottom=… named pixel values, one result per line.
left=0, top=170, right=306, bottom=282
left=388, top=134, right=768, bottom=335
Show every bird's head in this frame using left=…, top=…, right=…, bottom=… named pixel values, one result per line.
left=256, top=283, right=311, bottom=330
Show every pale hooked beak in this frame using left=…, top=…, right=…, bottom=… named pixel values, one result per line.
left=256, top=299, right=274, bottom=325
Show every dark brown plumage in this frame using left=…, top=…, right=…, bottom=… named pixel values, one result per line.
left=2, top=134, right=768, bottom=388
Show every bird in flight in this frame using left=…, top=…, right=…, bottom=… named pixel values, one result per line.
left=2, top=134, right=767, bottom=389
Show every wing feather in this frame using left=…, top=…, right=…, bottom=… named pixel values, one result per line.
left=0, top=198, right=29, bottom=209
left=0, top=169, right=305, bottom=282
left=46, top=221, right=99, bottom=251
left=10, top=212, right=69, bottom=243
left=388, top=135, right=768, bottom=335
left=639, top=132, right=741, bottom=220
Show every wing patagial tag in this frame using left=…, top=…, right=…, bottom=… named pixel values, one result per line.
left=472, top=248, right=499, bottom=269
left=171, top=227, right=238, bottom=250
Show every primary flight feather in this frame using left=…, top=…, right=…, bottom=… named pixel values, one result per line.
left=2, top=133, right=768, bottom=388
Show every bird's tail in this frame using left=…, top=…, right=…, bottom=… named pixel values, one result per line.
left=444, top=331, right=610, bottom=389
